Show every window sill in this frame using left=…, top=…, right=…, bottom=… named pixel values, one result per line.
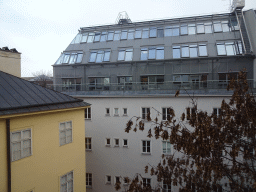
left=86, top=149, right=92, bottom=151
left=85, top=118, right=92, bottom=120
left=105, top=144, right=111, bottom=147
left=114, top=145, right=120, bottom=147
left=141, top=153, right=151, bottom=155
left=123, top=114, right=128, bottom=116
left=114, top=114, right=119, bottom=117
left=123, top=146, right=128, bottom=148
left=105, top=114, right=110, bottom=117
left=86, top=186, right=92, bottom=189
left=105, top=182, right=111, bottom=185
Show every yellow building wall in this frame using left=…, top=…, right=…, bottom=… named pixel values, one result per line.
left=0, top=120, right=8, bottom=192
left=0, top=50, right=21, bottom=77
left=8, top=108, right=86, bottom=192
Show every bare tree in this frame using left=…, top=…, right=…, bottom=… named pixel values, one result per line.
left=117, top=70, right=256, bottom=192
left=32, top=70, right=53, bottom=88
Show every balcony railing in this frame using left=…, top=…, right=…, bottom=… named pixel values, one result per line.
left=48, top=80, right=255, bottom=93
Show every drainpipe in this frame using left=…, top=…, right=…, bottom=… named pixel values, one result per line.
left=6, top=119, right=11, bottom=192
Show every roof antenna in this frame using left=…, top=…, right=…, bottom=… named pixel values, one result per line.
left=116, top=11, right=132, bottom=25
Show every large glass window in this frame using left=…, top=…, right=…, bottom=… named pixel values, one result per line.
left=74, top=34, right=82, bottom=44
left=11, top=129, right=32, bottom=161
left=141, top=48, right=148, bottom=60
left=135, top=29, right=142, bottom=38
left=114, top=31, right=121, bottom=41
left=63, top=54, right=70, bottom=63
left=156, top=47, right=164, bottom=59
left=121, top=30, right=128, bottom=40
left=162, top=141, right=171, bottom=154
left=217, top=42, right=237, bottom=56
left=199, top=44, right=207, bottom=56
left=56, top=54, right=64, bottom=65
left=149, top=27, right=157, bottom=37
left=100, top=32, right=107, bottom=42
left=213, top=21, right=222, bottom=32
left=90, top=50, right=110, bottom=63
left=148, top=48, right=156, bottom=59
left=94, top=32, right=101, bottom=42
left=69, top=53, right=77, bottom=64
left=89, top=77, right=110, bottom=90
left=188, top=24, right=196, bottom=35
left=107, top=31, right=114, bottom=41
left=127, top=29, right=134, bottom=39
left=205, top=22, right=213, bottom=33
left=181, top=45, right=189, bottom=57
left=142, top=28, right=149, bottom=38
left=87, top=33, right=95, bottom=43
left=157, top=27, right=164, bottom=37
left=142, top=140, right=151, bottom=153
left=76, top=52, right=83, bottom=63
left=81, top=33, right=88, bottom=43
left=235, top=41, right=243, bottom=54
left=165, top=26, right=172, bottom=36
left=173, top=46, right=181, bottom=58
left=189, top=45, right=198, bottom=57
left=118, top=49, right=133, bottom=61
left=197, top=23, right=205, bottom=34
left=217, top=43, right=226, bottom=55
left=222, top=20, right=230, bottom=32
left=225, top=42, right=235, bottom=56
left=89, top=52, right=97, bottom=62
left=230, top=17, right=240, bottom=31
left=96, top=51, right=104, bottom=62
left=180, top=24, right=188, bottom=35
left=172, top=25, right=180, bottom=36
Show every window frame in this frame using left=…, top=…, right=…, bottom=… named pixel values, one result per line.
left=115, top=176, right=121, bottom=185
left=89, top=50, right=111, bottom=63
left=86, top=173, right=92, bottom=188
left=142, top=178, right=151, bottom=187
left=142, top=140, right=151, bottom=154
left=123, top=139, right=128, bottom=148
left=162, top=141, right=172, bottom=154
left=59, top=121, right=73, bottom=146
left=114, top=108, right=119, bottom=116
left=141, top=107, right=150, bottom=120
left=85, top=107, right=91, bottom=119
left=60, top=171, right=73, bottom=192
left=114, top=138, right=120, bottom=147
left=85, top=137, right=92, bottom=151
left=105, top=108, right=110, bottom=116
left=106, top=175, right=111, bottom=184
left=162, top=107, right=171, bottom=121
left=106, top=138, right=111, bottom=147
left=123, top=108, right=128, bottom=116
left=11, top=128, right=32, bottom=162
left=118, top=48, right=133, bottom=61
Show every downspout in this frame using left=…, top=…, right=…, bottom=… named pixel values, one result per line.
left=6, top=119, right=11, bottom=192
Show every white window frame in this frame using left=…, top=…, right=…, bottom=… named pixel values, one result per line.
left=162, top=180, right=172, bottom=192
left=85, top=107, right=91, bottom=119
left=85, top=137, right=92, bottom=151
left=106, top=175, right=111, bottom=184
left=86, top=173, right=92, bottom=188
left=123, top=139, right=128, bottom=148
left=11, top=128, right=32, bottom=161
left=59, top=121, right=73, bottom=146
left=143, top=178, right=151, bottom=187
left=114, top=138, right=120, bottom=147
left=114, top=108, right=119, bottom=116
left=106, top=138, right=111, bottom=147
left=118, top=48, right=133, bottom=61
left=162, top=141, right=172, bottom=154
left=141, top=107, right=150, bottom=120
left=60, top=171, right=73, bottom=192
left=142, top=140, right=151, bottom=154
left=162, top=107, right=171, bottom=121
left=115, top=176, right=121, bottom=184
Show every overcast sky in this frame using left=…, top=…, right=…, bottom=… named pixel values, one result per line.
left=0, top=0, right=255, bottom=77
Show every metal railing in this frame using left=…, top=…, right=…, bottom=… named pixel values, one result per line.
left=48, top=80, right=255, bottom=93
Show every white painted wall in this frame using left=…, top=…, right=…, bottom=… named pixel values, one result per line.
left=81, top=95, right=230, bottom=192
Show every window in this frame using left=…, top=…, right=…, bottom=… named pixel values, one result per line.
left=81, top=33, right=88, bottom=43
left=143, top=178, right=151, bottom=187
left=197, top=23, right=205, bottom=34
left=123, top=108, right=128, bottom=116
left=85, top=107, right=91, bottom=119
left=222, top=20, right=230, bottom=32
left=118, top=49, right=133, bottom=61
left=62, top=78, right=81, bottom=91
left=162, top=108, right=171, bottom=121
left=188, top=24, right=196, bottom=35
left=60, top=171, right=73, bottom=192
left=121, top=30, right=128, bottom=40
left=199, top=44, right=208, bottom=56
left=89, top=77, right=110, bottom=91
left=181, top=45, right=189, bottom=57
left=189, top=45, right=198, bottom=58
left=186, top=107, right=196, bottom=120
left=205, top=22, right=213, bottom=33
left=114, top=138, right=119, bottom=147
left=107, top=31, right=114, bottom=41
left=149, top=27, right=157, bottom=37
left=106, top=175, right=111, bottom=184
left=71, top=33, right=82, bottom=44
left=172, top=25, right=180, bottom=36
left=142, top=28, right=149, bottom=38
left=87, top=32, right=95, bottom=43
left=142, top=140, right=151, bottom=154
left=106, top=108, right=110, bottom=116
left=63, top=53, right=70, bottom=63
left=56, top=52, right=83, bottom=64
left=59, top=121, right=72, bottom=146
left=157, top=27, right=164, bottom=37
left=123, top=139, right=128, bottom=147
left=217, top=41, right=242, bottom=56
left=118, top=76, right=132, bottom=90
left=142, top=107, right=150, bottom=120
left=127, top=29, right=134, bottom=39
left=94, top=32, right=101, bottom=42
left=135, top=28, right=142, bottom=38
left=180, top=24, right=188, bottom=35
left=213, top=108, right=221, bottom=117
left=173, top=46, right=181, bottom=58
left=114, top=31, right=121, bottom=41
left=165, top=25, right=180, bottom=36
left=100, top=31, right=107, bottom=42
left=85, top=137, right=92, bottom=150
left=55, top=53, right=64, bottom=65
left=219, top=72, right=238, bottom=83
left=86, top=173, right=92, bottom=188
left=11, top=129, right=32, bottom=161
left=163, top=180, right=172, bottom=192
left=141, top=75, right=164, bottom=90
left=213, top=21, right=222, bottom=32
left=89, top=50, right=110, bottom=63
left=115, top=176, right=121, bottom=184
left=140, top=47, right=164, bottom=60
left=114, top=108, right=119, bottom=116
left=162, top=141, right=171, bottom=154
left=106, top=138, right=111, bottom=146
